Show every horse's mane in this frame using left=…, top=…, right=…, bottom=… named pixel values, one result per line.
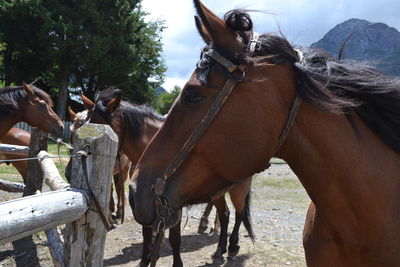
left=0, top=85, right=54, bottom=117
left=95, top=89, right=165, bottom=138
left=222, top=10, right=400, bottom=154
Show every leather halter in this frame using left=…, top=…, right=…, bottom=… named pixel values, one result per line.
left=149, top=46, right=303, bottom=237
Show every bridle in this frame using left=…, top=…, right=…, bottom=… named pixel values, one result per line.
left=147, top=33, right=304, bottom=264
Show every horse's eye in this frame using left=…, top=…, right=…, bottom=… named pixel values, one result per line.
left=184, top=93, right=205, bottom=104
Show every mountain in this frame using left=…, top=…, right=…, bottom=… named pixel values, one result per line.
left=312, top=18, right=400, bottom=76
left=154, top=86, right=167, bottom=95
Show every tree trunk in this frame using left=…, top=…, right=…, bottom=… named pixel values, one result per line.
left=4, top=45, right=13, bottom=86
left=56, top=72, right=69, bottom=120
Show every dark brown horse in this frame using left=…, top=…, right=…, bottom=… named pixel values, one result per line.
left=84, top=89, right=255, bottom=265
left=0, top=83, right=64, bottom=139
left=131, top=1, right=400, bottom=266
left=66, top=106, right=132, bottom=223
left=0, top=128, right=30, bottom=182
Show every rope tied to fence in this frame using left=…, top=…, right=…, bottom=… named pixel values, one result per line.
left=0, top=135, right=74, bottom=164
left=76, top=146, right=116, bottom=232
left=0, top=154, right=77, bottom=163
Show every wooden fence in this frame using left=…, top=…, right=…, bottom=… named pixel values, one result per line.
left=0, top=123, right=118, bottom=266
left=14, top=121, right=73, bottom=140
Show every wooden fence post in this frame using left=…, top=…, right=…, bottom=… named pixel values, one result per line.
left=23, top=127, right=47, bottom=196
left=63, top=123, right=118, bottom=267
left=37, top=150, right=71, bottom=267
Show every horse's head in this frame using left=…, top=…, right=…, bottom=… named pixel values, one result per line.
left=65, top=106, right=89, bottom=182
left=21, top=83, right=64, bottom=138
left=83, top=89, right=122, bottom=134
left=131, top=0, right=303, bottom=228
left=68, top=106, right=88, bottom=136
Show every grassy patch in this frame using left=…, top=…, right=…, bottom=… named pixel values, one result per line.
left=0, top=143, right=69, bottom=182
left=261, top=177, right=302, bottom=190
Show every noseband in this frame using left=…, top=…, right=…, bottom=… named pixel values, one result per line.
left=148, top=40, right=303, bottom=254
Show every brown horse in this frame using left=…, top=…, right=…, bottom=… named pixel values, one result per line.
left=66, top=106, right=132, bottom=223
left=0, top=83, right=64, bottom=139
left=131, top=1, right=400, bottom=266
left=0, top=128, right=30, bottom=182
left=83, top=89, right=255, bottom=265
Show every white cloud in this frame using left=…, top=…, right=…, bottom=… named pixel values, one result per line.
left=162, top=77, right=188, bottom=92
left=142, top=0, right=400, bottom=87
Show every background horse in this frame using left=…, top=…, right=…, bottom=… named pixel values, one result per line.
left=84, top=89, right=255, bottom=265
left=0, top=83, right=64, bottom=139
left=0, top=128, right=30, bottom=182
left=131, top=1, right=400, bottom=266
left=66, top=107, right=132, bottom=223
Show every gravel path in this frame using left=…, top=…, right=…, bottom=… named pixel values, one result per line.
left=0, top=164, right=310, bottom=266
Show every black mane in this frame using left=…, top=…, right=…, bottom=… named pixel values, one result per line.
left=94, top=89, right=165, bottom=138
left=0, top=85, right=53, bottom=118
left=223, top=10, right=400, bottom=153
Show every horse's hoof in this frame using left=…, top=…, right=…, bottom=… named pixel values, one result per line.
left=172, top=260, right=183, bottom=267
left=198, top=218, right=209, bottom=234
left=138, top=261, right=149, bottom=267
left=211, top=254, right=225, bottom=265
left=212, top=247, right=225, bottom=265
left=197, top=225, right=207, bottom=234
left=227, top=255, right=238, bottom=261
left=209, top=227, right=219, bottom=235
left=109, top=217, right=118, bottom=225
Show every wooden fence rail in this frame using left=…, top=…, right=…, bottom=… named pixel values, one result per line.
left=14, top=121, right=72, bottom=140
left=0, top=143, right=29, bottom=157
left=0, top=123, right=118, bottom=267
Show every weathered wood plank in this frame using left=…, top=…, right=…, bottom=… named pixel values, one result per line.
left=38, top=150, right=70, bottom=190
left=44, top=226, right=64, bottom=267
left=23, top=128, right=47, bottom=196
left=0, top=189, right=89, bottom=244
left=63, top=123, right=118, bottom=267
left=37, top=150, right=69, bottom=267
left=0, top=179, right=25, bottom=192
left=0, top=143, right=29, bottom=157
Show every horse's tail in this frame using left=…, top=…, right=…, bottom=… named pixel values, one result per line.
left=243, top=190, right=255, bottom=243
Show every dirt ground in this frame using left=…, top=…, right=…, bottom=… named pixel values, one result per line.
left=0, top=164, right=310, bottom=267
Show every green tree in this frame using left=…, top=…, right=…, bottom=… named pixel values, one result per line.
left=155, top=86, right=181, bottom=115
left=0, top=0, right=165, bottom=119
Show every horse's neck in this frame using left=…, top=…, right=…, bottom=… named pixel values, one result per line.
left=280, top=101, right=400, bottom=226
left=119, top=117, right=163, bottom=164
left=0, top=115, right=20, bottom=139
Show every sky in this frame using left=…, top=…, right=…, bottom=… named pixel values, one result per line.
left=141, top=0, right=400, bottom=91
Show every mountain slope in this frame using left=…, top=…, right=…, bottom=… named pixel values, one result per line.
left=312, top=18, right=400, bottom=76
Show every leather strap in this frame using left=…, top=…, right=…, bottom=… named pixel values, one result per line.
left=78, top=148, right=115, bottom=232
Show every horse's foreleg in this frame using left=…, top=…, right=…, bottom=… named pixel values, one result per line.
left=140, top=226, right=152, bottom=267
left=227, top=177, right=254, bottom=261
left=227, top=212, right=242, bottom=261
left=212, top=196, right=229, bottom=263
left=198, top=202, right=214, bottom=234
left=169, top=220, right=183, bottom=267
left=115, top=173, right=125, bottom=221
left=109, top=182, right=116, bottom=223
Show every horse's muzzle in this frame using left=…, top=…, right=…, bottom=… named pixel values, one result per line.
left=52, top=124, right=64, bottom=138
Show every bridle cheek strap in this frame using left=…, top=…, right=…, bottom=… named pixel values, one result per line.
left=150, top=49, right=245, bottom=233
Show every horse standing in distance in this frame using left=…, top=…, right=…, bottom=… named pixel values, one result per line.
left=84, top=90, right=254, bottom=266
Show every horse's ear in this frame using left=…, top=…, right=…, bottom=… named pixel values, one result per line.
left=81, top=93, right=94, bottom=110
left=193, top=0, right=243, bottom=51
left=195, top=16, right=212, bottom=44
left=106, top=90, right=122, bottom=112
left=22, top=82, right=36, bottom=100
left=68, top=106, right=76, bottom=120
